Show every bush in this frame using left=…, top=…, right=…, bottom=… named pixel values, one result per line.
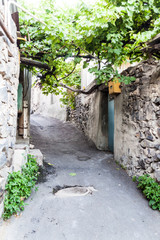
left=136, top=174, right=160, bottom=211
left=2, top=154, right=39, bottom=220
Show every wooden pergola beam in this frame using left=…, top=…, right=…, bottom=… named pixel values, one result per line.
left=20, top=57, right=50, bottom=69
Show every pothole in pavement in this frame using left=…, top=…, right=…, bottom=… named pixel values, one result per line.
left=53, top=185, right=97, bottom=197
left=77, top=156, right=91, bottom=161
left=37, top=161, right=56, bottom=183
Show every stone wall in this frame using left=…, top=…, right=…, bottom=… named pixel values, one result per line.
left=0, top=12, right=20, bottom=216
left=114, top=59, right=160, bottom=180
left=69, top=58, right=160, bottom=181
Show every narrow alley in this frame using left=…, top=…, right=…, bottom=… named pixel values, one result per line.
left=1, top=115, right=160, bottom=240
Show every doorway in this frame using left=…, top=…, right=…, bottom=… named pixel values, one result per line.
left=108, top=96, right=114, bottom=152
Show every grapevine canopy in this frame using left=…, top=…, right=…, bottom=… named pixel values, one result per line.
left=19, top=0, right=160, bottom=106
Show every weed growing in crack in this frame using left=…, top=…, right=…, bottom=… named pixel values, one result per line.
left=2, top=154, right=39, bottom=220
left=115, top=160, right=127, bottom=170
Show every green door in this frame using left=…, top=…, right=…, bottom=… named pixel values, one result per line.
left=108, top=97, right=114, bottom=152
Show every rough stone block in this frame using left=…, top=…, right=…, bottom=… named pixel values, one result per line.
left=0, top=39, right=6, bottom=52
left=0, top=103, right=8, bottom=117
left=146, top=109, right=156, bottom=121
left=120, top=155, right=129, bottom=165
left=140, top=139, right=154, bottom=148
left=0, top=86, right=8, bottom=103
left=146, top=167, right=153, bottom=173
left=155, top=144, right=160, bottom=150
left=0, top=165, right=12, bottom=180
left=8, top=46, right=14, bottom=57
left=142, top=64, right=152, bottom=72
left=0, top=199, right=4, bottom=219
left=0, top=126, right=9, bottom=138
left=6, top=148, right=14, bottom=167
left=0, top=153, right=7, bottom=169
left=3, top=73, right=11, bottom=82
left=0, top=188, right=3, bottom=198
left=7, top=116, right=14, bottom=127
left=29, top=149, right=43, bottom=166
left=6, top=62, right=14, bottom=76
left=1, top=48, right=8, bottom=62
left=154, top=170, right=160, bottom=182
left=8, top=126, right=16, bottom=139
left=12, top=149, right=28, bottom=172
left=147, top=148, right=156, bottom=158
left=0, top=112, right=5, bottom=126
left=151, top=162, right=160, bottom=170
left=157, top=128, right=160, bottom=138
left=0, top=78, right=7, bottom=89
left=0, top=139, right=8, bottom=150
left=156, top=110, right=160, bottom=117
left=0, top=177, right=6, bottom=191
left=145, top=131, right=154, bottom=142
left=15, top=144, right=29, bottom=151
left=9, top=107, right=17, bottom=117
left=0, top=60, right=6, bottom=75
left=156, top=153, right=160, bottom=161
left=154, top=97, right=160, bottom=106
left=138, top=159, right=146, bottom=170
left=7, top=137, right=14, bottom=149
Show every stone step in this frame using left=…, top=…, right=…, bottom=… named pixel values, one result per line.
left=12, top=144, right=29, bottom=172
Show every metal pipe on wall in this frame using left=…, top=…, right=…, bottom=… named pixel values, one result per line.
left=0, top=18, right=15, bottom=43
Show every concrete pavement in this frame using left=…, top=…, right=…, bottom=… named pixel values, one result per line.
left=0, top=114, right=160, bottom=240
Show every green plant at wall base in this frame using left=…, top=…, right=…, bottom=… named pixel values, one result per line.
left=2, top=154, right=39, bottom=220
left=135, top=174, right=160, bottom=211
